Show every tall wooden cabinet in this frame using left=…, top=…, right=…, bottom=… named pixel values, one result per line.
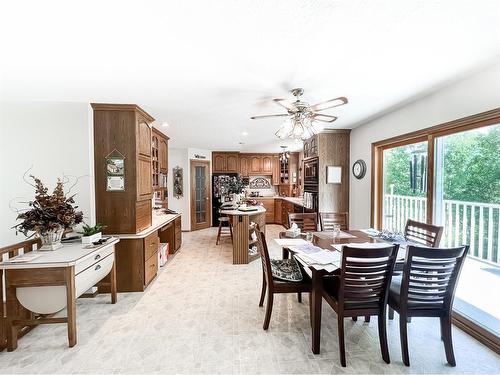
left=92, top=103, right=155, bottom=234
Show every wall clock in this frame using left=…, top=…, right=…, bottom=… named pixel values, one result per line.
left=352, top=159, right=367, bottom=179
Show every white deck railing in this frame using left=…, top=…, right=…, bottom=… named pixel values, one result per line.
left=383, top=194, right=500, bottom=264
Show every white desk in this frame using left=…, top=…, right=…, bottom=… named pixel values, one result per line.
left=0, top=238, right=119, bottom=351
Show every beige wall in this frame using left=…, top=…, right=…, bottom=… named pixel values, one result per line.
left=349, top=62, right=500, bottom=229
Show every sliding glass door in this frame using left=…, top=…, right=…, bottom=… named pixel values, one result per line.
left=433, top=124, right=500, bottom=336
left=373, top=112, right=500, bottom=344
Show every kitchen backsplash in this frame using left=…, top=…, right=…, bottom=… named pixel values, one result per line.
left=246, top=176, right=277, bottom=197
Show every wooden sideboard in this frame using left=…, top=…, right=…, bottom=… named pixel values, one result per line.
left=0, top=238, right=119, bottom=351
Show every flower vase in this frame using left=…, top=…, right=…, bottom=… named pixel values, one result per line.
left=38, top=226, right=65, bottom=251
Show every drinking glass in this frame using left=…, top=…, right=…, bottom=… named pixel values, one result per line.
left=333, top=223, right=341, bottom=237
left=306, top=232, right=313, bottom=243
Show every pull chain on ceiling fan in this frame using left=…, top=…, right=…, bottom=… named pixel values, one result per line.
left=250, top=88, right=348, bottom=140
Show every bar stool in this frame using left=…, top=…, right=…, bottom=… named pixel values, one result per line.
left=216, top=210, right=233, bottom=245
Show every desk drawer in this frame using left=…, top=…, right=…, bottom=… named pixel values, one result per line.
left=75, top=245, right=114, bottom=275
left=75, top=253, right=114, bottom=298
left=144, top=253, right=157, bottom=286
left=144, top=231, right=159, bottom=261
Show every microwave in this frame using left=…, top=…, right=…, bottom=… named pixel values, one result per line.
left=304, top=157, right=319, bottom=185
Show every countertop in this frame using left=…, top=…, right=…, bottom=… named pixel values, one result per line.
left=280, top=197, right=306, bottom=207
left=222, top=206, right=267, bottom=216
left=112, top=213, right=181, bottom=239
left=246, top=196, right=306, bottom=207
left=0, top=237, right=120, bottom=269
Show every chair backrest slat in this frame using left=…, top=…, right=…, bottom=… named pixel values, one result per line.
left=404, top=219, right=443, bottom=247
left=400, top=245, right=468, bottom=312
left=338, top=245, right=399, bottom=312
left=288, top=213, right=318, bottom=232
left=319, top=212, right=349, bottom=231
left=255, top=228, right=273, bottom=287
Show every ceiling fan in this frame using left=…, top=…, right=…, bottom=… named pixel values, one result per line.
left=250, top=88, right=348, bottom=140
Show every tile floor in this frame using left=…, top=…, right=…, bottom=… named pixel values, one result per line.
left=0, top=225, right=499, bottom=374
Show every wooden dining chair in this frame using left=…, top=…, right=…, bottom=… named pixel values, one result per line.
left=388, top=245, right=468, bottom=367
left=388, top=219, right=445, bottom=320
left=319, top=212, right=349, bottom=231
left=255, top=229, right=312, bottom=330
left=322, top=244, right=399, bottom=367
left=288, top=213, right=318, bottom=232
left=404, top=219, right=443, bottom=247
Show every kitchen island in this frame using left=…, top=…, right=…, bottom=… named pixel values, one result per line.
left=222, top=206, right=266, bottom=264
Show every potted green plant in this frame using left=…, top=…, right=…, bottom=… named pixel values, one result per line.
left=80, top=223, right=107, bottom=244
left=13, top=176, right=84, bottom=250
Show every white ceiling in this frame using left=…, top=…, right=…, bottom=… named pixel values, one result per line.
left=1, top=0, right=499, bottom=152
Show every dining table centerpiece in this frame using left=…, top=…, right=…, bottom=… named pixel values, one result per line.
left=13, top=175, right=84, bottom=250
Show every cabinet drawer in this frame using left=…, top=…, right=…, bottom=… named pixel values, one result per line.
left=144, top=231, right=159, bottom=261
left=75, top=253, right=114, bottom=298
left=75, top=245, right=114, bottom=275
left=144, top=253, right=158, bottom=286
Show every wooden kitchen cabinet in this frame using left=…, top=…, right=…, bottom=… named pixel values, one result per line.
left=212, top=152, right=239, bottom=173
left=303, top=135, right=318, bottom=159
left=274, top=199, right=282, bottom=224
left=281, top=201, right=295, bottom=228
left=256, top=199, right=275, bottom=223
left=92, top=103, right=155, bottom=234
left=137, top=119, right=152, bottom=158
left=226, top=153, right=239, bottom=173
left=272, top=155, right=280, bottom=185
left=250, top=155, right=262, bottom=174
left=262, top=156, right=272, bottom=174
left=239, top=155, right=249, bottom=177
left=159, top=137, right=168, bottom=173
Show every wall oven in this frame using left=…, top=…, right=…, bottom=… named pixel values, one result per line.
left=304, top=157, right=319, bottom=185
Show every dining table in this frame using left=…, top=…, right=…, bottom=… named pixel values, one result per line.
left=277, top=229, right=410, bottom=355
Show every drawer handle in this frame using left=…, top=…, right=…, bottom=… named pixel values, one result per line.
left=94, top=254, right=101, bottom=261
left=95, top=264, right=101, bottom=271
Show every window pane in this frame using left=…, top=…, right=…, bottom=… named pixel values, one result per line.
left=434, top=124, right=500, bottom=335
left=382, top=141, right=428, bottom=232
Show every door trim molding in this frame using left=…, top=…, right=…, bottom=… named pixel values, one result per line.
left=190, top=160, right=212, bottom=231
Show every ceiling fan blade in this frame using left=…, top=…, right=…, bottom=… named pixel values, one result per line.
left=250, top=113, right=290, bottom=120
left=310, top=96, right=348, bottom=112
left=312, top=113, right=338, bottom=123
left=273, top=98, right=297, bottom=112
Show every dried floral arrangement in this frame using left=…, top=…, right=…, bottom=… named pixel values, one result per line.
left=12, top=175, right=84, bottom=237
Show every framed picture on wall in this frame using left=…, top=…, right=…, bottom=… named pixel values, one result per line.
left=326, top=166, right=342, bottom=184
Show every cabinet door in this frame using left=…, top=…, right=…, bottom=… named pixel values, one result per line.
left=250, top=156, right=262, bottom=174
left=226, top=153, right=239, bottom=173
left=239, top=156, right=249, bottom=177
left=137, top=121, right=152, bottom=158
left=274, top=199, right=282, bottom=224
left=137, top=155, right=152, bottom=200
left=272, top=155, right=280, bottom=185
left=262, top=156, right=272, bottom=174
left=213, top=153, right=226, bottom=173
left=289, top=153, right=299, bottom=185
left=159, top=138, right=168, bottom=173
